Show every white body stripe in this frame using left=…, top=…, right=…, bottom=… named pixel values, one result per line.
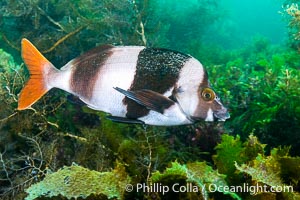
left=139, top=103, right=192, bottom=126
left=85, top=46, right=145, bottom=115
left=47, top=67, right=72, bottom=92
left=174, top=58, right=205, bottom=116
left=205, top=108, right=214, bottom=121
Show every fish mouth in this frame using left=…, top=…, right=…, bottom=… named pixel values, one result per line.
left=213, top=111, right=230, bottom=122
left=189, top=110, right=230, bottom=122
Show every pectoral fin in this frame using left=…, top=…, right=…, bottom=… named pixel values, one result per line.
left=114, top=87, right=175, bottom=114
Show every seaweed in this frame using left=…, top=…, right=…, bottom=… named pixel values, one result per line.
left=212, top=134, right=300, bottom=199
left=151, top=161, right=241, bottom=200
left=25, top=162, right=131, bottom=200
left=208, top=39, right=300, bottom=155
left=213, top=134, right=246, bottom=184
left=234, top=148, right=300, bottom=199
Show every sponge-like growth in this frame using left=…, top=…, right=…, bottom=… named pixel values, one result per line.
left=25, top=163, right=131, bottom=200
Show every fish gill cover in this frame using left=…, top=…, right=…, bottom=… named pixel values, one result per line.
left=0, top=0, right=299, bottom=199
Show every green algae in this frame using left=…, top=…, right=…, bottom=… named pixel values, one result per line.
left=151, top=161, right=241, bottom=200
left=211, top=134, right=300, bottom=199
left=0, top=48, right=20, bottom=72
left=234, top=149, right=300, bottom=199
left=213, top=134, right=245, bottom=183
left=25, top=163, right=131, bottom=200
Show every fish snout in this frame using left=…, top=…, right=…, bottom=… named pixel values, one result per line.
left=213, top=107, right=230, bottom=121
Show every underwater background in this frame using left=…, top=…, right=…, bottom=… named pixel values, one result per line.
left=0, top=0, right=300, bottom=199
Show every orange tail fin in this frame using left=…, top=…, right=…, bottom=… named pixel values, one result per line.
left=18, top=39, right=54, bottom=110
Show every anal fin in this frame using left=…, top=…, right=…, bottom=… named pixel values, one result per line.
left=106, top=116, right=145, bottom=124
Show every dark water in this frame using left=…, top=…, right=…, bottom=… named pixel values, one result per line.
left=0, top=1, right=299, bottom=200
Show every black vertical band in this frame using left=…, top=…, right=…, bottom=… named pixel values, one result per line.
left=125, top=48, right=191, bottom=118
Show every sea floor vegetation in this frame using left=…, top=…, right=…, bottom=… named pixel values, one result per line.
left=0, top=0, right=300, bottom=200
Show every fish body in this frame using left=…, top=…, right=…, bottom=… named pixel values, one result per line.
left=18, top=39, right=229, bottom=126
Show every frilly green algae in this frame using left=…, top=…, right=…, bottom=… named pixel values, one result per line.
left=213, top=134, right=267, bottom=184
left=234, top=147, right=300, bottom=199
left=151, top=161, right=241, bottom=200
left=213, top=134, right=245, bottom=184
left=25, top=162, right=131, bottom=200
left=234, top=154, right=282, bottom=187
left=211, top=134, right=300, bottom=199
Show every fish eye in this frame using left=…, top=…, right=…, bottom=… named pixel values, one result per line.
left=201, top=88, right=215, bottom=101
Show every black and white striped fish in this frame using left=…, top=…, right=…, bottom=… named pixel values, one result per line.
left=18, top=39, right=229, bottom=126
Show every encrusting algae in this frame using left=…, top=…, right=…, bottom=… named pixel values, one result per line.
left=25, top=163, right=131, bottom=200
